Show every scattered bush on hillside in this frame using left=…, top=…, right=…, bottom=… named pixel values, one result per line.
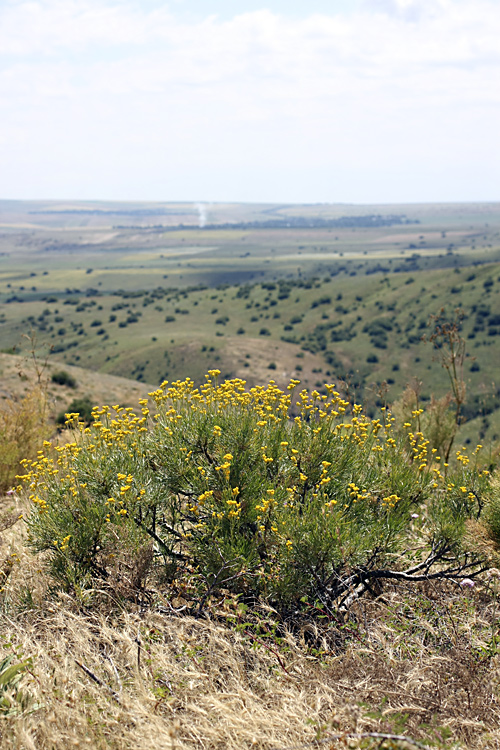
left=51, top=370, right=77, bottom=388
left=56, top=397, right=93, bottom=428
left=330, top=325, right=356, bottom=343
left=19, top=372, right=493, bottom=619
left=363, top=319, right=393, bottom=349
left=302, top=321, right=357, bottom=354
left=461, top=387, right=500, bottom=422
left=311, top=296, right=331, bottom=308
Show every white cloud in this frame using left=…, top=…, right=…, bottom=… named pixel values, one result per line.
left=0, top=0, right=172, bottom=55
left=0, top=0, right=499, bottom=201
left=366, top=0, right=440, bottom=22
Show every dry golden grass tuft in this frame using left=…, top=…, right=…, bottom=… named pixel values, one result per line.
left=0, top=384, right=49, bottom=495
left=2, top=499, right=500, bottom=749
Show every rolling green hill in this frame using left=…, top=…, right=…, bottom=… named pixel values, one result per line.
left=1, top=200, right=500, bottom=446
left=1, top=263, right=499, bottom=446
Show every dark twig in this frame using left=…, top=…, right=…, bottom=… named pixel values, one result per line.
left=242, top=629, right=293, bottom=676
left=133, top=515, right=185, bottom=559
left=74, top=659, right=122, bottom=706
left=327, top=541, right=486, bottom=611
left=135, top=633, right=142, bottom=673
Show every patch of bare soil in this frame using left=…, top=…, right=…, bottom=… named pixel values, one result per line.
left=221, top=337, right=332, bottom=391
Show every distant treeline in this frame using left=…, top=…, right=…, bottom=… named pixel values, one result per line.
left=29, top=210, right=417, bottom=231
left=123, top=214, right=417, bottom=231
left=167, top=214, right=417, bottom=231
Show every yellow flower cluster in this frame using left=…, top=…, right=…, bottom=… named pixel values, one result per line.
left=347, top=482, right=369, bottom=504
left=198, top=490, right=214, bottom=504
left=407, top=430, right=430, bottom=470
left=226, top=485, right=242, bottom=519
left=84, top=404, right=150, bottom=452
left=381, top=494, right=401, bottom=509
left=215, top=453, right=233, bottom=482
left=18, top=419, right=147, bottom=525
left=53, top=534, right=72, bottom=551
left=256, top=489, right=275, bottom=515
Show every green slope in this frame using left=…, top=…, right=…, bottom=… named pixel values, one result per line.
left=2, top=262, right=500, bottom=445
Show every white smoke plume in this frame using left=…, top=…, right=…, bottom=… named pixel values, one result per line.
left=196, top=203, right=208, bottom=228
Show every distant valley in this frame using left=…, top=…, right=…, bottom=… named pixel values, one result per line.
left=1, top=199, right=500, bottom=445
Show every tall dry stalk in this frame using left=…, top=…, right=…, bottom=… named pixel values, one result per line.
left=423, top=307, right=467, bottom=463
left=0, top=332, right=51, bottom=494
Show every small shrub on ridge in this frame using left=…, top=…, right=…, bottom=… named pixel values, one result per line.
left=51, top=370, right=77, bottom=388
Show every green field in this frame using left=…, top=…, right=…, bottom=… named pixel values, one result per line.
left=1, top=199, right=500, bottom=444
left=1, top=200, right=500, bottom=293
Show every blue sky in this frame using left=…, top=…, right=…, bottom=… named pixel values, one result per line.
left=0, top=0, right=499, bottom=204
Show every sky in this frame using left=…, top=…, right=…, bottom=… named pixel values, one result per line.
left=0, top=0, right=499, bottom=205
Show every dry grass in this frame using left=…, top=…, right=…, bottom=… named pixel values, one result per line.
left=1, top=499, right=500, bottom=749
left=0, top=352, right=154, bottom=422
left=0, top=384, right=49, bottom=494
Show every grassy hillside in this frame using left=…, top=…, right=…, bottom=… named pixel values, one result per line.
left=2, top=517, right=500, bottom=750
left=2, top=262, right=500, bottom=445
left=1, top=199, right=500, bottom=447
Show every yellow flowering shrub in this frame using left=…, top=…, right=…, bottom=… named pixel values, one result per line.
left=19, top=372, right=492, bottom=612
